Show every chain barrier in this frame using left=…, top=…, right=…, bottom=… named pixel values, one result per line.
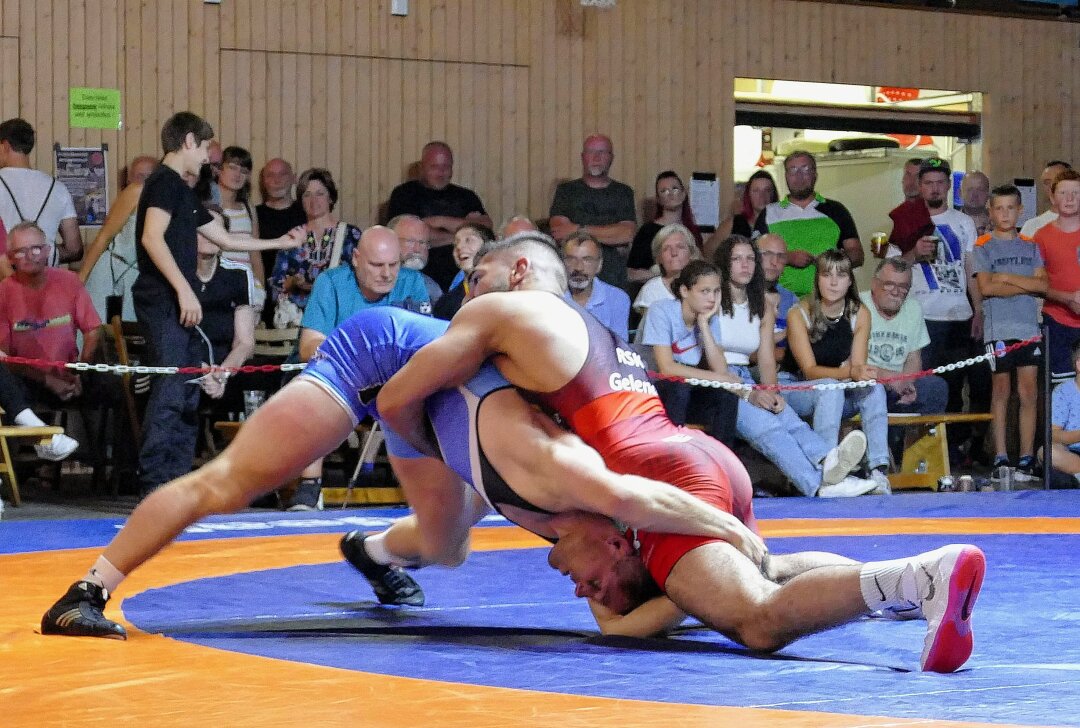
left=661, top=335, right=1041, bottom=393
left=0, top=335, right=1040, bottom=392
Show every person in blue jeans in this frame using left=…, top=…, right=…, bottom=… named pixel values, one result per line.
left=782, top=249, right=892, bottom=494
left=645, top=244, right=874, bottom=498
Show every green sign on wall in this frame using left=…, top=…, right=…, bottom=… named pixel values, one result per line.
left=69, top=88, right=122, bottom=130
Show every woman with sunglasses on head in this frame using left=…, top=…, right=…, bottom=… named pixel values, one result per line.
left=781, top=249, right=891, bottom=495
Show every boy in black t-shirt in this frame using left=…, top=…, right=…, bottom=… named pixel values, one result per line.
left=133, top=111, right=302, bottom=494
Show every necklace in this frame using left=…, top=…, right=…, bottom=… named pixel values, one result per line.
left=196, top=257, right=218, bottom=292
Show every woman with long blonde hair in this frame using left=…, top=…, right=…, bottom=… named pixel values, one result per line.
left=782, top=249, right=891, bottom=494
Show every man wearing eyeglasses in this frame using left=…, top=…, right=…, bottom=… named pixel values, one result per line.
left=862, top=257, right=947, bottom=418
left=754, top=151, right=864, bottom=297
left=390, top=214, right=443, bottom=306
left=0, top=222, right=102, bottom=459
left=562, top=230, right=630, bottom=342
left=0, top=118, right=82, bottom=280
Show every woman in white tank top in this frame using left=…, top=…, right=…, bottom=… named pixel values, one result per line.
left=711, top=235, right=878, bottom=498
left=217, top=146, right=266, bottom=310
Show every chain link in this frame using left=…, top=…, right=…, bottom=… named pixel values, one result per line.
left=0, top=336, right=1039, bottom=391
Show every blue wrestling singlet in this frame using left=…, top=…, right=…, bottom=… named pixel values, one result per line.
left=300, top=307, right=450, bottom=425
left=300, top=307, right=543, bottom=516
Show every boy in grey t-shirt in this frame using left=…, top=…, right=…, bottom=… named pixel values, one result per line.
left=972, top=184, right=1048, bottom=475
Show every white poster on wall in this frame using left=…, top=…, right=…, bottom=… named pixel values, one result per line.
left=690, top=172, right=720, bottom=230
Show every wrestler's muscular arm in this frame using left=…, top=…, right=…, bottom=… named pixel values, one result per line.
left=589, top=596, right=687, bottom=638
left=514, top=404, right=767, bottom=564
left=377, top=292, right=586, bottom=455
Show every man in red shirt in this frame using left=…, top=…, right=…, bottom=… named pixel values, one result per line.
left=1035, top=168, right=1080, bottom=383
left=0, top=221, right=98, bottom=458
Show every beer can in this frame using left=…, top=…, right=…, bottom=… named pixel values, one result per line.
left=957, top=475, right=975, bottom=492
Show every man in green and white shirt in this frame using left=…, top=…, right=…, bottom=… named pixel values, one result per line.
left=754, top=151, right=864, bottom=297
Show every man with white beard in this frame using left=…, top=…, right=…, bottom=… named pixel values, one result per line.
left=562, top=230, right=631, bottom=341
left=390, top=214, right=442, bottom=305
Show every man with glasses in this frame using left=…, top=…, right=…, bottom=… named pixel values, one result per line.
left=754, top=151, right=863, bottom=297
left=0, top=118, right=82, bottom=280
left=0, top=222, right=102, bottom=459
left=862, top=257, right=947, bottom=422
left=562, top=230, right=630, bottom=341
left=390, top=214, right=442, bottom=306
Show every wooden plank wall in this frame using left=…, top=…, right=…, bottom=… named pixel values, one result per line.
left=0, top=0, right=1077, bottom=227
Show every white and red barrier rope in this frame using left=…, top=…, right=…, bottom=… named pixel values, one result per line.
left=0, top=335, right=1040, bottom=392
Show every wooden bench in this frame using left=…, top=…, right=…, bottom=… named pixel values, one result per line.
left=887, top=413, right=993, bottom=490
left=0, top=424, right=65, bottom=507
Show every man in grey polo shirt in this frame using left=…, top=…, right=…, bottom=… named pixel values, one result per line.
left=549, top=134, right=636, bottom=290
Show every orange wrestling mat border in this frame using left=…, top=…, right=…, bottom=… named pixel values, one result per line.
left=2, top=517, right=1073, bottom=728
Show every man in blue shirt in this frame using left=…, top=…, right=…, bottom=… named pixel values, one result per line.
left=561, top=231, right=631, bottom=341
left=299, top=225, right=430, bottom=360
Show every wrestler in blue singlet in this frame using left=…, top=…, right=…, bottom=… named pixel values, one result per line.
left=300, top=307, right=540, bottom=516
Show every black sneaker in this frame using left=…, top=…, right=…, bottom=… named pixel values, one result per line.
left=41, top=581, right=127, bottom=639
left=992, top=454, right=1011, bottom=469
left=339, top=531, right=425, bottom=606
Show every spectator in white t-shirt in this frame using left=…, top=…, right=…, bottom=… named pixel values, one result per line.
left=0, top=118, right=81, bottom=280
left=1020, top=160, right=1072, bottom=238
left=887, top=158, right=989, bottom=459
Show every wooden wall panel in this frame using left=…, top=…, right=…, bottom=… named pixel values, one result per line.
left=219, top=49, right=528, bottom=228
left=0, top=0, right=1078, bottom=230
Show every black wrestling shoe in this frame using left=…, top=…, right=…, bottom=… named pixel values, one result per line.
left=41, top=581, right=127, bottom=639
left=339, top=531, right=425, bottom=606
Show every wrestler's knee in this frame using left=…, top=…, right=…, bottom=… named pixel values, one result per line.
left=735, top=618, right=795, bottom=653
left=186, top=456, right=263, bottom=515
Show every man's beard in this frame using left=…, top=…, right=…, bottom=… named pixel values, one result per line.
left=568, top=275, right=590, bottom=292
left=402, top=254, right=426, bottom=270
left=788, top=186, right=814, bottom=201
left=926, top=198, right=946, bottom=210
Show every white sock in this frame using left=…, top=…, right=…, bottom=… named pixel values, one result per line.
left=83, top=555, right=126, bottom=593
left=14, top=408, right=47, bottom=427
left=363, top=532, right=418, bottom=568
left=859, top=557, right=914, bottom=612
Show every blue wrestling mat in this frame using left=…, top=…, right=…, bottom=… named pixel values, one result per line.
left=6, top=491, right=1080, bottom=726
left=120, top=531, right=1080, bottom=726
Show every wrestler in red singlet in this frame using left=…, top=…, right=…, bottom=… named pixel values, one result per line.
left=531, top=300, right=758, bottom=591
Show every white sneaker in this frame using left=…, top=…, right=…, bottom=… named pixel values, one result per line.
left=817, top=475, right=878, bottom=498
left=869, top=469, right=892, bottom=495
left=908, top=545, right=986, bottom=673
left=34, top=433, right=79, bottom=461
left=821, top=430, right=867, bottom=486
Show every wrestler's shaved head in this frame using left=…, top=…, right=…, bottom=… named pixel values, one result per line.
left=473, top=231, right=568, bottom=294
